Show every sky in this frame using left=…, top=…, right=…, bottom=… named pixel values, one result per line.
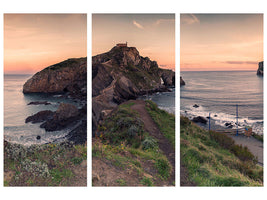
left=92, top=14, right=175, bottom=70
left=4, top=14, right=87, bottom=74
left=180, top=14, right=263, bottom=71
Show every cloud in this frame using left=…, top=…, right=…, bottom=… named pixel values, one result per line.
left=222, top=61, right=258, bottom=65
left=181, top=14, right=200, bottom=25
left=155, top=19, right=175, bottom=25
left=133, top=20, right=144, bottom=29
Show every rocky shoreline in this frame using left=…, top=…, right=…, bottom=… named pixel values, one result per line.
left=19, top=57, right=87, bottom=145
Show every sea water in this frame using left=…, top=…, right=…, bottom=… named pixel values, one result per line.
left=180, top=71, right=263, bottom=135
left=138, top=88, right=175, bottom=115
left=4, top=74, right=81, bottom=146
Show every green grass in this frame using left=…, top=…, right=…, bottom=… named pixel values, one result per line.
left=145, top=100, right=175, bottom=148
left=93, top=101, right=174, bottom=185
left=4, top=142, right=87, bottom=186
left=180, top=116, right=263, bottom=186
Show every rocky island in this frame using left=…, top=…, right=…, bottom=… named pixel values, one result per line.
left=257, top=61, right=264, bottom=76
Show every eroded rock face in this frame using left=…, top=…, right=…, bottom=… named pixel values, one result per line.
left=23, top=57, right=87, bottom=99
left=92, top=46, right=175, bottom=134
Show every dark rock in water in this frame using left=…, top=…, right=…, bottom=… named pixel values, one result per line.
left=193, top=104, right=199, bottom=108
left=36, top=135, right=41, bottom=140
left=206, top=116, right=210, bottom=119
left=28, top=101, right=51, bottom=105
left=225, top=122, right=232, bottom=126
left=180, top=76, right=185, bottom=86
left=214, top=114, right=217, bottom=117
left=41, top=103, right=79, bottom=132
left=192, top=116, right=208, bottom=124
left=184, top=110, right=187, bottom=113
left=25, top=110, right=54, bottom=123
left=257, top=61, right=263, bottom=76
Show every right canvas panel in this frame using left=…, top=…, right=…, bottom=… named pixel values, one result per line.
left=180, top=14, right=263, bottom=186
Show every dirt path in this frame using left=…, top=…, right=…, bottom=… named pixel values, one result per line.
left=130, top=100, right=175, bottom=185
left=229, top=134, right=263, bottom=166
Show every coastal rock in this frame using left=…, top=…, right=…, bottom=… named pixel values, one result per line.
left=257, top=61, right=264, bottom=76
left=193, top=104, right=199, bottom=108
left=25, top=110, right=54, bottom=123
left=40, top=103, right=79, bottom=131
left=23, top=57, right=87, bottom=100
left=92, top=45, right=175, bottom=134
left=180, top=76, right=185, bottom=86
left=27, top=101, right=51, bottom=105
left=192, top=116, right=208, bottom=124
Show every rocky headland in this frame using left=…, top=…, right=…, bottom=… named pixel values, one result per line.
left=92, top=45, right=175, bottom=134
left=23, top=57, right=87, bottom=144
left=257, top=61, right=264, bottom=76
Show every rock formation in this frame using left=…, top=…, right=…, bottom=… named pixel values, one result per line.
left=23, top=57, right=87, bottom=100
left=180, top=76, right=185, bottom=86
left=257, top=61, right=264, bottom=76
left=92, top=45, right=175, bottom=133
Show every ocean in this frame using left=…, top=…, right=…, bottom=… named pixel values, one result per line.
left=180, top=71, right=263, bottom=135
left=4, top=74, right=81, bottom=146
left=138, top=88, right=175, bottom=115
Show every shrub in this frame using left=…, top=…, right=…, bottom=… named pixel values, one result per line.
left=142, top=136, right=157, bottom=150
left=141, top=177, right=153, bottom=186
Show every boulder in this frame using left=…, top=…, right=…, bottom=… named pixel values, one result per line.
left=25, top=110, right=54, bottom=123
left=193, top=104, right=199, bottom=108
left=40, top=103, right=79, bottom=132
left=192, top=116, right=208, bottom=124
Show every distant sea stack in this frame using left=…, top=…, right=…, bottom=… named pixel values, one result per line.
left=23, top=57, right=87, bottom=100
left=92, top=44, right=175, bottom=133
left=180, top=76, right=185, bottom=86
left=257, top=61, right=264, bottom=76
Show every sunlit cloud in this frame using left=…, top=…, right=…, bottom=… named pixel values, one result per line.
left=222, top=61, right=258, bottom=65
left=155, top=19, right=175, bottom=25
left=133, top=20, right=144, bottom=29
left=181, top=14, right=200, bottom=25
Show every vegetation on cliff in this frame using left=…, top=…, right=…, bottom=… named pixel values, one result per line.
left=180, top=116, right=263, bottom=186
left=92, top=101, right=175, bottom=186
left=92, top=46, right=175, bottom=134
left=4, top=141, right=87, bottom=186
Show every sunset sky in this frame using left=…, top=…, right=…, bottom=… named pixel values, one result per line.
left=92, top=14, right=175, bottom=70
left=180, top=14, right=263, bottom=71
left=4, top=14, right=87, bottom=74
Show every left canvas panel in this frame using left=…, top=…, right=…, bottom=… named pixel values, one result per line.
left=4, top=14, right=87, bottom=186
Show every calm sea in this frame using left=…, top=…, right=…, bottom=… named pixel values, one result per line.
left=4, top=74, right=80, bottom=146
left=138, top=88, right=175, bottom=115
left=180, top=71, right=263, bottom=135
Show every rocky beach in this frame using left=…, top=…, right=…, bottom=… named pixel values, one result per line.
left=4, top=57, right=87, bottom=186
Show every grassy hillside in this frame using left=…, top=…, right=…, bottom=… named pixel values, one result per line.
left=93, top=101, right=175, bottom=186
left=180, top=116, right=263, bottom=186
left=4, top=141, right=87, bottom=186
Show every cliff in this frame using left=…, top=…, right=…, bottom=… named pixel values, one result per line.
left=92, top=45, right=175, bottom=133
left=257, top=61, right=263, bottom=76
left=23, top=57, right=87, bottom=99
